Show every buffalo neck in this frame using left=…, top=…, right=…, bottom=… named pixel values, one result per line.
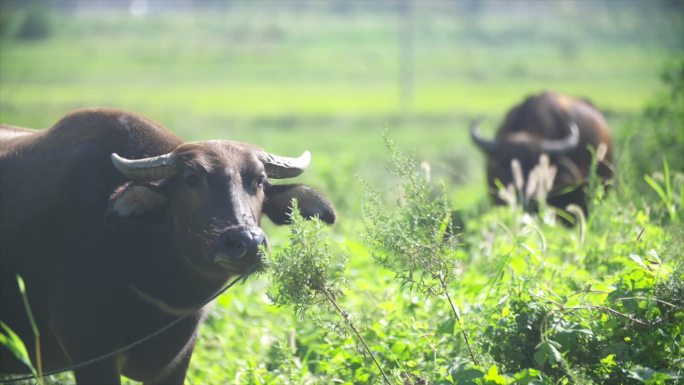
left=110, top=220, right=234, bottom=315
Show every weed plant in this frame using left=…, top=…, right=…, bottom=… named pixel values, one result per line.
left=362, top=132, right=478, bottom=365
left=268, top=203, right=391, bottom=385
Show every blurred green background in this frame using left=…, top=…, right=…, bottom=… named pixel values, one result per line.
left=1, top=1, right=682, bottom=383
left=2, top=0, right=681, bottom=199
left=3, top=0, right=680, bottom=119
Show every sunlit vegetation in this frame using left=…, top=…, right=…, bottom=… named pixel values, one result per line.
left=1, top=1, right=682, bottom=384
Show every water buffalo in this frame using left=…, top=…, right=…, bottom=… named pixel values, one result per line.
left=471, top=91, right=613, bottom=219
left=0, top=109, right=336, bottom=384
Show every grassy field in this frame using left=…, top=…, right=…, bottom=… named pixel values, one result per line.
left=1, top=1, right=683, bottom=384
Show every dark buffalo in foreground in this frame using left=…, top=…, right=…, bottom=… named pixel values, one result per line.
left=0, top=109, right=336, bottom=384
left=471, top=91, right=613, bottom=219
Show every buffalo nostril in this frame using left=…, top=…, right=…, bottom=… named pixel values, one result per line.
left=217, top=227, right=268, bottom=266
left=226, top=238, right=247, bottom=258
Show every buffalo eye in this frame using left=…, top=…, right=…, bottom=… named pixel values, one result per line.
left=254, top=174, right=266, bottom=190
left=184, top=173, right=203, bottom=189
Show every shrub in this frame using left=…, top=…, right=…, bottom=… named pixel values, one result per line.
left=268, top=203, right=391, bottom=384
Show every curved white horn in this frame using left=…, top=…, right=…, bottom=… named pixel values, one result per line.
left=470, top=119, right=498, bottom=154
left=539, top=122, right=580, bottom=154
left=111, top=152, right=178, bottom=181
left=258, top=150, right=311, bottom=179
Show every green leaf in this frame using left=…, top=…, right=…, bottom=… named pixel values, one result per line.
left=353, top=366, right=371, bottom=383
left=483, top=365, right=507, bottom=384
left=644, top=175, right=668, bottom=204
left=436, top=209, right=452, bottom=244
left=513, top=368, right=545, bottom=385
left=0, top=322, right=37, bottom=377
left=600, top=354, right=616, bottom=369
left=627, top=365, right=678, bottom=384
left=534, top=340, right=562, bottom=366
left=451, top=368, right=485, bottom=385
left=437, top=318, right=456, bottom=335
left=630, top=254, right=650, bottom=271
left=663, top=157, right=672, bottom=203
left=16, top=275, right=26, bottom=294
left=390, top=340, right=408, bottom=356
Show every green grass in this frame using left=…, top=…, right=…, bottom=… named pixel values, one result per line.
left=0, top=1, right=682, bottom=384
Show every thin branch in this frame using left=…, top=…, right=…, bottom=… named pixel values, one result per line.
left=531, top=292, right=653, bottom=326
left=564, top=290, right=679, bottom=309
left=530, top=292, right=563, bottom=307
left=383, top=347, right=414, bottom=385
left=415, top=327, right=438, bottom=377
left=614, top=296, right=680, bottom=309
left=566, top=289, right=611, bottom=299
left=438, top=275, right=478, bottom=365
left=322, top=289, right=392, bottom=385
left=560, top=305, right=651, bottom=326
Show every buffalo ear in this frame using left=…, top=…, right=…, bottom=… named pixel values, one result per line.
left=263, top=184, right=336, bottom=225
left=105, top=182, right=168, bottom=224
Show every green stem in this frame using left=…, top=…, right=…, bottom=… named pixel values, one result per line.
left=17, top=275, right=43, bottom=384
left=438, top=275, right=478, bottom=365
left=323, top=289, right=392, bottom=385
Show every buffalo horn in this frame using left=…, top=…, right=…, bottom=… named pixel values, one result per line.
left=470, top=119, right=498, bottom=154
left=111, top=152, right=178, bottom=181
left=258, top=150, right=311, bottom=179
left=539, top=122, right=580, bottom=154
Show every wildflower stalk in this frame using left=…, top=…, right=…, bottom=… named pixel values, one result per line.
left=436, top=273, right=477, bottom=364
left=321, top=289, right=392, bottom=385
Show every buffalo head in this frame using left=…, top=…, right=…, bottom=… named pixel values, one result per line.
left=470, top=92, right=614, bottom=220
left=471, top=120, right=582, bottom=208
left=106, top=141, right=335, bottom=276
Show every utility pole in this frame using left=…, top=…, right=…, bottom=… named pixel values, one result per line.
left=398, top=0, right=415, bottom=120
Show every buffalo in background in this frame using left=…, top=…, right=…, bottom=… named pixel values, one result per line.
left=0, top=109, right=336, bottom=384
left=471, top=91, right=613, bottom=221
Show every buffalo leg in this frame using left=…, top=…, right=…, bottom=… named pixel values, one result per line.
left=51, top=309, right=122, bottom=384
left=142, top=346, right=194, bottom=385
left=133, top=315, right=201, bottom=385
